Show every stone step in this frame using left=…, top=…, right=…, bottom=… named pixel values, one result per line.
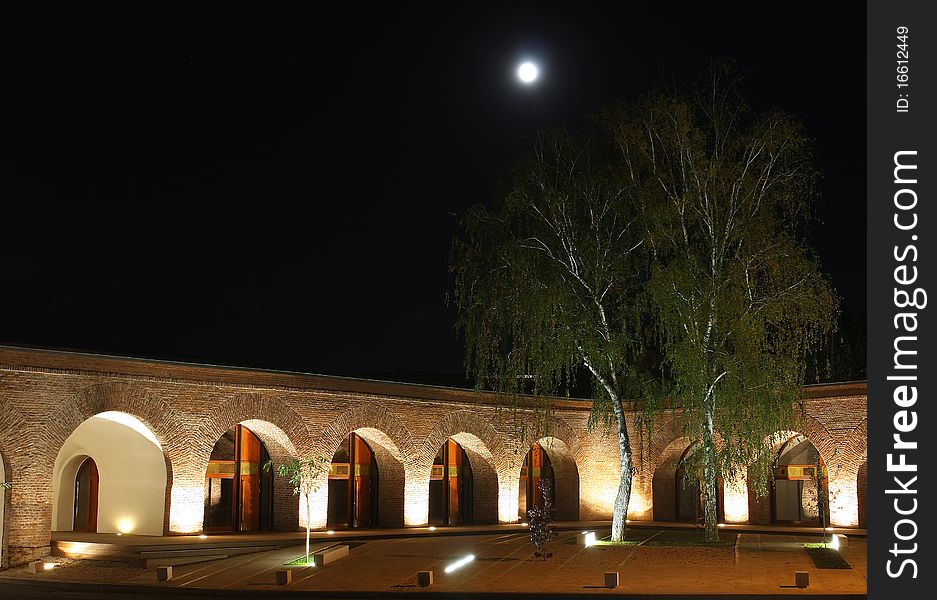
left=138, top=545, right=287, bottom=559
left=145, top=554, right=229, bottom=569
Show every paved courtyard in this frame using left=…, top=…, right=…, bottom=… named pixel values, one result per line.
left=1, top=527, right=867, bottom=597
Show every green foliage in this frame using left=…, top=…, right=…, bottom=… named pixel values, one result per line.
left=264, top=456, right=329, bottom=497
left=605, top=63, right=839, bottom=536
left=450, top=129, right=649, bottom=425
left=265, top=456, right=329, bottom=566
left=0, top=481, right=11, bottom=489
left=451, top=62, right=840, bottom=543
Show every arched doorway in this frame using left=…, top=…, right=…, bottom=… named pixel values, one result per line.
left=429, top=438, right=473, bottom=526
left=327, top=432, right=378, bottom=529
left=204, top=424, right=274, bottom=532
left=674, top=443, right=724, bottom=523
left=73, top=457, right=99, bottom=532
left=771, top=434, right=827, bottom=524
left=519, top=442, right=555, bottom=520
left=53, top=412, right=167, bottom=535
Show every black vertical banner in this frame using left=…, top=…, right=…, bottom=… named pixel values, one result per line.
left=867, top=1, right=935, bottom=598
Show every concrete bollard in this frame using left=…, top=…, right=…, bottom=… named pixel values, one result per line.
left=275, top=569, right=293, bottom=585
left=417, top=570, right=434, bottom=587
left=604, top=571, right=619, bottom=589
left=27, top=561, right=44, bottom=574
left=313, top=544, right=350, bottom=566
left=795, top=571, right=809, bottom=588
left=156, top=566, right=173, bottom=581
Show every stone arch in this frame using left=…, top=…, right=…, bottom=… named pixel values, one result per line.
left=651, top=436, right=695, bottom=522
left=52, top=411, right=169, bottom=536
left=793, top=413, right=839, bottom=467
left=420, top=411, right=506, bottom=525
left=528, top=415, right=583, bottom=459
left=63, top=383, right=179, bottom=533
left=316, top=404, right=413, bottom=462
left=747, top=426, right=831, bottom=526
left=193, top=394, right=308, bottom=532
left=447, top=432, right=499, bottom=524
left=316, top=405, right=411, bottom=529
left=524, top=436, right=580, bottom=521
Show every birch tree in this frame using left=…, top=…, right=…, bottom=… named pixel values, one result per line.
left=605, top=65, right=838, bottom=541
left=450, top=130, right=647, bottom=541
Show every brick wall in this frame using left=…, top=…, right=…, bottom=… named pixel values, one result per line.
left=0, top=347, right=867, bottom=567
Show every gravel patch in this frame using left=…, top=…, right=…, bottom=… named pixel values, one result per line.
left=2, top=556, right=148, bottom=584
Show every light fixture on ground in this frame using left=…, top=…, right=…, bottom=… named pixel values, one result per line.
left=444, top=554, right=475, bottom=573
left=428, top=526, right=437, bottom=531
left=578, top=531, right=597, bottom=547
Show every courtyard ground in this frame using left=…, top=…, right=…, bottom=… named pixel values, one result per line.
left=0, top=525, right=866, bottom=597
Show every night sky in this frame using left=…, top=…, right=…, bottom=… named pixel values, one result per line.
left=0, top=3, right=865, bottom=384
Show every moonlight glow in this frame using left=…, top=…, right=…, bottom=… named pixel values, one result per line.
left=517, top=62, right=538, bottom=83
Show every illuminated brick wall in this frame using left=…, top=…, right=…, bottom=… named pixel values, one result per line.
left=0, top=347, right=867, bottom=567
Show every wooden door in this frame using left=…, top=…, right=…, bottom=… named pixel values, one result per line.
left=73, top=457, right=99, bottom=532
left=447, top=439, right=462, bottom=525
left=238, top=425, right=262, bottom=532
left=352, top=434, right=373, bottom=528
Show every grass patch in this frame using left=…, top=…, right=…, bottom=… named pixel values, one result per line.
left=592, top=529, right=737, bottom=548
left=592, top=540, right=639, bottom=546
left=283, top=556, right=315, bottom=566
left=592, top=528, right=660, bottom=546
left=804, top=546, right=852, bottom=569
left=644, top=529, right=738, bottom=548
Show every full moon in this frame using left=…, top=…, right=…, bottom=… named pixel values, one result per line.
left=517, top=61, right=539, bottom=84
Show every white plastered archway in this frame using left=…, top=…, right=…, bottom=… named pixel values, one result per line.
left=52, top=412, right=167, bottom=535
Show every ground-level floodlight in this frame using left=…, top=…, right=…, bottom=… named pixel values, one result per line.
left=444, top=554, right=475, bottom=573
left=577, top=531, right=597, bottom=546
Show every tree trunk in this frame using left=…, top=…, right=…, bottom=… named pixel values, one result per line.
left=305, top=494, right=312, bottom=564
left=702, top=396, right=719, bottom=542
left=610, top=395, right=633, bottom=542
